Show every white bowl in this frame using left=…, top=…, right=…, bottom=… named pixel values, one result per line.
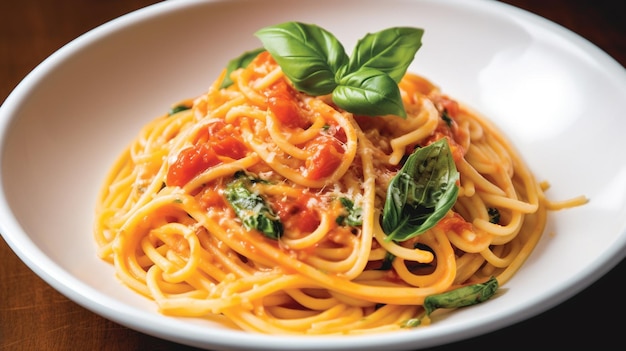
left=1, top=0, right=625, bottom=350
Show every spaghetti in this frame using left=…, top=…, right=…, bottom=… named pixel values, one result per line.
left=94, top=30, right=587, bottom=334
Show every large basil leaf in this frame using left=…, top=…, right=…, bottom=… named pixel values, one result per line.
left=255, top=22, right=349, bottom=95
left=333, top=68, right=406, bottom=117
left=382, top=138, right=459, bottom=241
left=348, top=27, right=424, bottom=83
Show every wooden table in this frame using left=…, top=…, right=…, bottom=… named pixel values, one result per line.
left=1, top=1, right=624, bottom=350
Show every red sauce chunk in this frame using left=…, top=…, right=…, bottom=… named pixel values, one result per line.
left=436, top=212, right=472, bottom=235
left=266, top=80, right=310, bottom=130
left=166, top=121, right=247, bottom=187
left=305, top=135, right=344, bottom=180
left=274, top=194, right=320, bottom=234
left=167, top=144, right=219, bottom=187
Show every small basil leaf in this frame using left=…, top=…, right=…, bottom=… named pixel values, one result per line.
left=225, top=172, right=283, bottom=240
left=424, top=276, right=499, bottom=316
left=333, top=68, right=406, bottom=117
left=168, top=104, right=191, bottom=116
left=220, top=47, right=266, bottom=89
left=255, top=22, right=349, bottom=95
left=348, top=27, right=424, bottom=83
left=382, top=138, right=459, bottom=241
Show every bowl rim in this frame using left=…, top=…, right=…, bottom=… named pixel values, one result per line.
left=1, top=0, right=626, bottom=350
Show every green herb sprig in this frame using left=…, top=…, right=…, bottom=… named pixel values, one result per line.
left=254, top=22, right=423, bottom=118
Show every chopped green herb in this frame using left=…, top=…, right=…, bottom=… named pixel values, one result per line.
left=335, top=197, right=363, bottom=226
left=224, top=172, right=283, bottom=239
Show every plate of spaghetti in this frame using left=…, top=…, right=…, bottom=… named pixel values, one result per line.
left=1, top=0, right=625, bottom=350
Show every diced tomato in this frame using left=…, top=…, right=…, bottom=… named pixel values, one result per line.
left=167, top=121, right=247, bottom=187
left=293, top=207, right=319, bottom=233
left=205, top=120, right=227, bottom=139
left=325, top=120, right=347, bottom=144
left=306, top=136, right=344, bottom=180
left=274, top=194, right=320, bottom=234
left=437, top=95, right=460, bottom=118
left=334, top=126, right=347, bottom=144
left=252, top=50, right=274, bottom=68
left=198, top=188, right=224, bottom=210
left=266, top=81, right=309, bottom=129
left=167, top=144, right=220, bottom=187
left=437, top=212, right=492, bottom=249
left=353, top=114, right=385, bottom=132
left=211, top=135, right=247, bottom=160
left=206, top=122, right=247, bottom=160
left=436, top=212, right=472, bottom=234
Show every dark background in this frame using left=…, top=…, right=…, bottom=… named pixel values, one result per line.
left=1, top=1, right=624, bottom=350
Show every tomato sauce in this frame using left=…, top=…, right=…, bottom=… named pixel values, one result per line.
left=274, top=194, right=320, bottom=234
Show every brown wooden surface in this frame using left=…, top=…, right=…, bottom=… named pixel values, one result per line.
left=1, top=1, right=624, bottom=350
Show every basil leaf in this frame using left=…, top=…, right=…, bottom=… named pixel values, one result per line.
left=424, top=277, right=499, bottom=316
left=382, top=139, right=459, bottom=241
left=333, top=68, right=406, bottom=117
left=225, top=172, right=283, bottom=240
left=168, top=104, right=191, bottom=116
left=220, top=48, right=266, bottom=89
left=348, top=27, right=424, bottom=83
left=255, top=22, right=348, bottom=95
